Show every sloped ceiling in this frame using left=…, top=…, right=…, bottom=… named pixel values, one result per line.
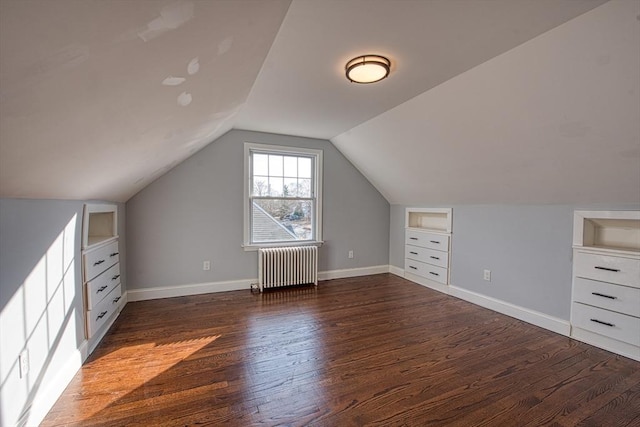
left=0, top=0, right=291, bottom=201
left=3, top=0, right=633, bottom=205
left=333, top=0, right=640, bottom=205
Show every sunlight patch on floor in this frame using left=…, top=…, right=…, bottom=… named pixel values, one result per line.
left=73, top=334, right=221, bottom=422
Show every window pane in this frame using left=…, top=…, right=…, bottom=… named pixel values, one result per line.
left=269, top=155, right=283, bottom=177
left=253, top=176, right=268, bottom=196
left=253, top=153, right=268, bottom=176
left=298, top=157, right=311, bottom=178
left=298, top=178, right=311, bottom=197
left=269, top=177, right=283, bottom=196
left=284, top=178, right=298, bottom=197
left=283, top=156, right=298, bottom=177
left=252, top=199, right=313, bottom=242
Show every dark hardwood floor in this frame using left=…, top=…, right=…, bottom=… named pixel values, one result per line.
left=42, top=274, right=640, bottom=426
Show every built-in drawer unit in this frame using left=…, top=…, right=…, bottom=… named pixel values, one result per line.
left=405, top=229, right=450, bottom=253
left=83, top=239, right=120, bottom=282
left=573, top=277, right=640, bottom=318
left=86, top=284, right=123, bottom=338
left=405, top=245, right=449, bottom=269
left=571, top=302, right=640, bottom=347
left=405, top=259, right=448, bottom=285
left=574, top=252, right=639, bottom=288
left=86, top=263, right=122, bottom=310
left=571, top=210, right=640, bottom=361
left=404, top=208, right=452, bottom=291
left=82, top=203, right=124, bottom=343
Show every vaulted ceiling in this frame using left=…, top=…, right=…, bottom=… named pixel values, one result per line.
left=2, top=0, right=637, bottom=204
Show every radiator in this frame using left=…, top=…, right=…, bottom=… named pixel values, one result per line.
left=258, top=246, right=318, bottom=291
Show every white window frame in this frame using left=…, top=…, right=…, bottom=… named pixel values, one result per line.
left=243, top=142, right=323, bottom=251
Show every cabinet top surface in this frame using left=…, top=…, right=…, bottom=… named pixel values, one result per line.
left=573, top=245, right=640, bottom=258
left=406, top=227, right=451, bottom=235
left=84, top=235, right=119, bottom=252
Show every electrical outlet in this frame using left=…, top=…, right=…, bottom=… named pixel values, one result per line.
left=203, top=261, right=211, bottom=271
left=348, top=250, right=354, bottom=259
left=19, top=349, right=29, bottom=378
left=483, top=269, right=491, bottom=281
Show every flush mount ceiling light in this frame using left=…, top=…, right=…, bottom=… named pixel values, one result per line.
left=345, top=55, right=391, bottom=84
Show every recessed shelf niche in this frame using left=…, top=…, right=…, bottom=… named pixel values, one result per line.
left=574, top=211, right=640, bottom=253
left=82, top=204, right=118, bottom=249
left=406, top=208, right=452, bottom=233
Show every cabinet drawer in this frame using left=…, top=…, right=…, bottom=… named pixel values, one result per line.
left=573, top=277, right=640, bottom=317
left=405, top=230, right=449, bottom=252
left=574, top=251, right=640, bottom=288
left=405, top=245, right=448, bottom=268
left=86, top=263, right=121, bottom=310
left=571, top=302, right=640, bottom=347
left=83, top=240, right=120, bottom=282
left=405, top=259, right=448, bottom=285
left=86, top=284, right=123, bottom=338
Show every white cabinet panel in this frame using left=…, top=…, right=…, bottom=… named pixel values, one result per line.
left=572, top=302, right=640, bottom=347
left=86, top=284, right=123, bottom=338
left=574, top=251, right=640, bottom=289
left=83, top=240, right=120, bottom=282
left=86, top=263, right=121, bottom=310
left=573, top=277, right=640, bottom=317
left=405, top=245, right=449, bottom=269
left=405, top=229, right=449, bottom=252
left=405, top=259, right=448, bottom=285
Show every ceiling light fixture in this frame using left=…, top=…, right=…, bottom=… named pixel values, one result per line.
left=345, top=54, right=391, bottom=84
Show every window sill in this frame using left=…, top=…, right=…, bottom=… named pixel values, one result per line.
left=242, top=241, right=324, bottom=252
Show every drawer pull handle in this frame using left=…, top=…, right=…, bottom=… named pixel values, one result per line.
left=97, top=285, right=108, bottom=293
left=430, top=240, right=440, bottom=244
left=409, top=251, right=418, bottom=255
left=112, top=274, right=120, bottom=281
left=590, top=318, right=615, bottom=327
left=93, top=259, right=105, bottom=266
left=594, top=266, right=620, bottom=272
left=96, top=311, right=108, bottom=320
left=430, top=256, right=440, bottom=260
left=113, top=296, right=121, bottom=303
left=409, top=237, right=418, bottom=241
left=409, top=266, right=417, bottom=270
left=110, top=252, right=119, bottom=257
left=591, top=292, right=616, bottom=300
left=429, top=272, right=439, bottom=276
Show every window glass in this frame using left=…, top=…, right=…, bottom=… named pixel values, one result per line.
left=245, top=144, right=322, bottom=247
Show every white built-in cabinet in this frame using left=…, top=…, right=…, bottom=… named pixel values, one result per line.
left=404, top=208, right=452, bottom=293
left=82, top=204, right=124, bottom=341
left=571, top=210, right=640, bottom=361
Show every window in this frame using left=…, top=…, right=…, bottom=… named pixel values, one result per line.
left=244, top=143, right=323, bottom=249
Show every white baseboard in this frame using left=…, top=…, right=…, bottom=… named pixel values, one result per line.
left=571, top=327, right=640, bottom=362
left=127, top=279, right=252, bottom=301
left=127, top=265, right=391, bottom=301
left=448, top=285, right=571, bottom=336
left=21, top=340, right=88, bottom=427
left=404, top=272, right=450, bottom=294
left=394, top=266, right=570, bottom=337
left=318, top=265, right=389, bottom=280
left=388, top=265, right=405, bottom=277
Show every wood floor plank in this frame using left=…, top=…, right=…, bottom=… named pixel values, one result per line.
left=42, top=274, right=640, bottom=426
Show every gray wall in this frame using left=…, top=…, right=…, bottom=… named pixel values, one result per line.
left=126, top=130, right=390, bottom=290
left=0, top=198, right=125, bottom=426
left=390, top=204, right=640, bottom=320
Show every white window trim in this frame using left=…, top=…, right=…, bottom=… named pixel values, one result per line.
left=243, top=142, right=323, bottom=251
